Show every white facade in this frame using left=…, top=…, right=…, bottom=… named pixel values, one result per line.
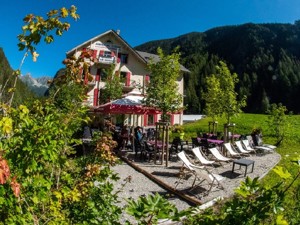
left=66, top=30, right=189, bottom=128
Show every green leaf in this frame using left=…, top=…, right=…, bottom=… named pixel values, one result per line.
left=273, top=166, right=292, bottom=179
left=276, top=214, right=288, bottom=225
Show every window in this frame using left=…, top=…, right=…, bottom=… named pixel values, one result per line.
left=118, top=53, right=128, bottom=64
left=147, top=115, right=154, bottom=126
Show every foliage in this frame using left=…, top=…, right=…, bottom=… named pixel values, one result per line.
left=99, top=65, right=123, bottom=104
left=202, top=61, right=247, bottom=123
left=0, top=76, right=126, bottom=224
left=0, top=6, right=125, bottom=224
left=17, top=6, right=79, bottom=57
left=266, top=103, right=291, bottom=145
left=144, top=47, right=183, bottom=122
left=125, top=192, right=185, bottom=225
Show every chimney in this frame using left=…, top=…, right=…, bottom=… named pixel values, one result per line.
left=116, top=29, right=120, bottom=35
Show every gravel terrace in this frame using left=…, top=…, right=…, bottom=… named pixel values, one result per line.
left=112, top=148, right=281, bottom=224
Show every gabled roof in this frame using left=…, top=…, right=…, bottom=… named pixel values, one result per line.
left=66, top=29, right=147, bottom=64
left=136, top=51, right=190, bottom=73
left=66, top=30, right=190, bottom=73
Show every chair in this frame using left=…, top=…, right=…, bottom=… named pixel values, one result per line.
left=223, top=142, right=242, bottom=158
left=143, top=141, right=155, bottom=161
left=243, top=139, right=273, bottom=153
left=169, top=137, right=182, bottom=160
left=235, top=141, right=253, bottom=155
left=198, top=138, right=215, bottom=154
left=241, top=139, right=257, bottom=152
left=247, top=135, right=276, bottom=150
left=191, top=137, right=201, bottom=148
left=176, top=151, right=224, bottom=195
left=208, top=147, right=232, bottom=164
left=192, top=147, right=216, bottom=167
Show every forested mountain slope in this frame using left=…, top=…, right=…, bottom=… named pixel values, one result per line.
left=0, top=47, right=37, bottom=105
left=135, top=22, right=300, bottom=114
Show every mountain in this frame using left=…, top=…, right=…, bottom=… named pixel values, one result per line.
left=0, top=47, right=36, bottom=105
left=135, top=22, right=300, bottom=114
left=19, top=74, right=51, bottom=96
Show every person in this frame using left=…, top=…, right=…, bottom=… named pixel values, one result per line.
left=134, top=126, right=143, bottom=142
left=120, top=125, right=129, bottom=149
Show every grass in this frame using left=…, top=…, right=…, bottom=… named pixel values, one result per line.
left=181, top=113, right=300, bottom=221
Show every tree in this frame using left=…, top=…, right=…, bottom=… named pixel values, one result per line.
left=266, top=103, right=291, bottom=145
left=202, top=61, right=246, bottom=124
left=0, top=7, right=124, bottom=224
left=99, top=65, right=123, bottom=104
left=144, top=47, right=183, bottom=122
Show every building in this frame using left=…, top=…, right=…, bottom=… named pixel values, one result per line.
left=66, top=30, right=189, bottom=128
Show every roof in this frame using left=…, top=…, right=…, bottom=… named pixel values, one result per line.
left=66, top=30, right=190, bottom=73
left=137, top=51, right=190, bottom=73
left=66, top=29, right=146, bottom=64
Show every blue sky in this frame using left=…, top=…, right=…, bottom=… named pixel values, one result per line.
left=0, top=0, right=299, bottom=78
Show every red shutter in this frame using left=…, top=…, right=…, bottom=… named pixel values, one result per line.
left=111, top=51, right=115, bottom=57
left=143, top=115, right=148, bottom=126
left=93, top=89, right=99, bottom=106
left=84, top=72, right=88, bottom=85
left=93, top=50, right=97, bottom=58
left=79, top=68, right=83, bottom=80
left=99, top=50, right=104, bottom=56
left=171, top=114, right=174, bottom=125
left=154, top=114, right=158, bottom=123
left=145, top=74, right=150, bottom=85
left=80, top=48, right=86, bottom=58
left=126, top=72, right=131, bottom=86
left=96, top=69, right=101, bottom=81
left=117, top=53, right=121, bottom=63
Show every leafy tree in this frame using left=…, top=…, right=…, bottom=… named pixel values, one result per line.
left=202, top=61, right=246, bottom=124
left=144, top=47, right=183, bottom=122
left=266, top=103, right=291, bottom=145
left=0, top=6, right=124, bottom=224
left=99, top=65, right=123, bottom=104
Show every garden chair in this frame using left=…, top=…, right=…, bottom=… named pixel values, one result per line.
left=192, top=147, right=216, bottom=168
left=208, top=147, right=232, bottom=165
left=223, top=142, right=242, bottom=158
left=243, top=139, right=274, bottom=154
left=176, top=151, right=224, bottom=195
left=235, top=140, right=253, bottom=155
left=246, top=135, right=276, bottom=151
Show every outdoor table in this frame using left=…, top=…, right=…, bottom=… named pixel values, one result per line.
left=232, top=158, right=255, bottom=177
left=207, top=139, right=224, bottom=145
